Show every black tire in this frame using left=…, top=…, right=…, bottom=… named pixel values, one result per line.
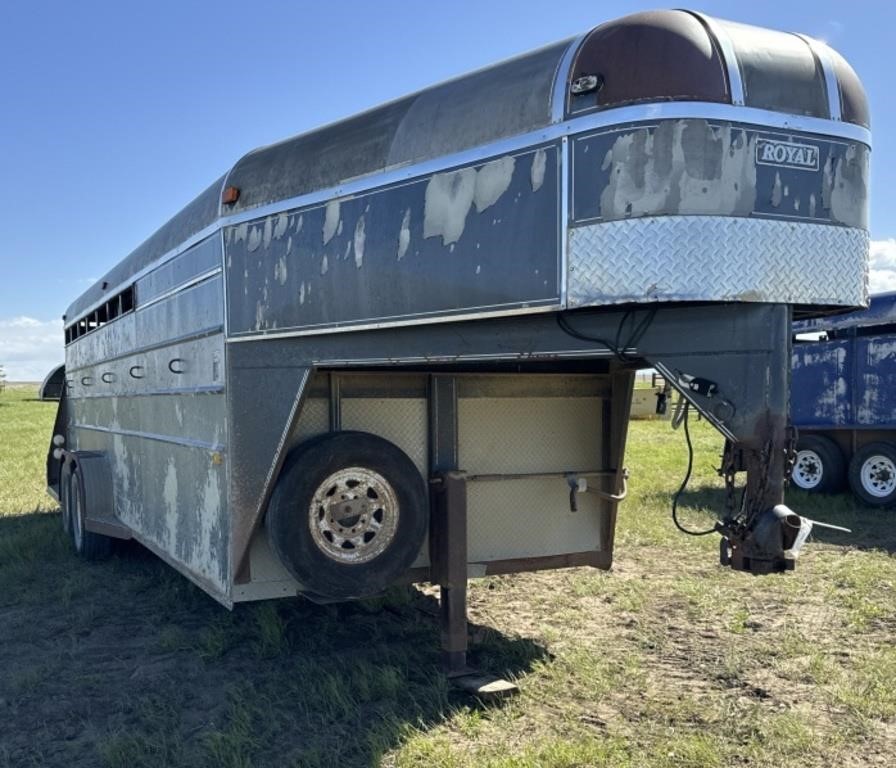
left=267, top=431, right=428, bottom=601
left=790, top=435, right=846, bottom=494
left=848, top=442, right=896, bottom=508
left=60, top=461, right=73, bottom=535
left=70, top=467, right=114, bottom=560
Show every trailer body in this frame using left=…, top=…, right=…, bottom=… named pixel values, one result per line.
left=791, top=292, right=896, bottom=505
left=48, top=9, right=870, bottom=624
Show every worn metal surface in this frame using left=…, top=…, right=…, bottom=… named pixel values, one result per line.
left=63, top=10, right=869, bottom=330
left=571, top=121, right=869, bottom=228
left=225, top=145, right=560, bottom=336
left=792, top=294, right=896, bottom=429
left=567, top=216, right=868, bottom=308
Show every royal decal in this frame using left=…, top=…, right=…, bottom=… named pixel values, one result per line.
left=755, top=139, right=820, bottom=171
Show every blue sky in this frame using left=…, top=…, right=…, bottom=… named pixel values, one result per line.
left=0, top=0, right=893, bottom=379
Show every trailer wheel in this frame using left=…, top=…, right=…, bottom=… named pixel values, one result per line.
left=267, top=431, right=427, bottom=600
left=70, top=466, right=114, bottom=560
left=791, top=435, right=846, bottom=494
left=849, top=442, right=896, bottom=508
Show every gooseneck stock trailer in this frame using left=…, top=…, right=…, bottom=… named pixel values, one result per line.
left=48, top=10, right=870, bottom=683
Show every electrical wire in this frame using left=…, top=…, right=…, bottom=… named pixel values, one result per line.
left=556, top=308, right=657, bottom=362
left=671, top=402, right=718, bottom=537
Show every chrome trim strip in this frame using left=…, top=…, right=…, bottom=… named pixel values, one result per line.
left=228, top=304, right=561, bottom=344
left=315, top=348, right=620, bottom=367
left=795, top=33, right=842, bottom=122
left=559, top=137, right=570, bottom=309
left=136, top=267, right=222, bottom=311
left=220, top=228, right=230, bottom=338
left=72, top=385, right=225, bottom=400
left=687, top=11, right=745, bottom=106
left=70, top=102, right=871, bottom=324
left=551, top=33, right=587, bottom=122
left=72, top=423, right=226, bottom=452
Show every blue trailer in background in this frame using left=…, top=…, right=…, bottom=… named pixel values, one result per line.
left=791, top=292, right=896, bottom=506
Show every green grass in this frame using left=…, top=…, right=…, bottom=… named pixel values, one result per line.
left=1, top=385, right=894, bottom=767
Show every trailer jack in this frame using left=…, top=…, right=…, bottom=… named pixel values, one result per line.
left=717, top=505, right=810, bottom=574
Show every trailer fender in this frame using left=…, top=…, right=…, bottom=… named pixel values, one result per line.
left=266, top=431, right=428, bottom=600
left=68, top=452, right=118, bottom=560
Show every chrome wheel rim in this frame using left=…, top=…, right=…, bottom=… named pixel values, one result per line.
left=860, top=455, right=896, bottom=498
left=308, top=467, right=399, bottom=563
left=792, top=450, right=823, bottom=490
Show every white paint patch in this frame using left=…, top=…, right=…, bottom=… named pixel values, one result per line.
left=262, top=217, right=273, bottom=249
left=286, top=236, right=293, bottom=254
left=423, top=167, right=476, bottom=245
left=531, top=148, right=547, bottom=192
left=344, top=241, right=352, bottom=261
left=809, top=193, right=817, bottom=218
left=449, top=243, right=455, bottom=253
left=296, top=214, right=304, bottom=233
left=255, top=300, right=265, bottom=330
left=354, top=215, right=366, bottom=269
left=337, top=219, right=343, bottom=237
left=771, top=172, right=783, bottom=207
left=397, top=209, right=411, bottom=260
left=474, top=156, right=515, bottom=213
left=275, top=256, right=288, bottom=285
left=323, top=200, right=340, bottom=244
left=163, top=457, right=179, bottom=540
left=247, top=226, right=262, bottom=252
left=300, top=282, right=306, bottom=305
left=235, top=223, right=248, bottom=243
left=475, top=265, right=481, bottom=274
left=321, top=254, right=329, bottom=275
left=274, top=213, right=288, bottom=239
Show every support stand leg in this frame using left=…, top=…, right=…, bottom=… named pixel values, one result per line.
left=431, top=471, right=517, bottom=698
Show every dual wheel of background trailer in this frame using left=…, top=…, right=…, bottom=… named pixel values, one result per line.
left=59, top=459, right=114, bottom=560
left=791, top=435, right=896, bottom=507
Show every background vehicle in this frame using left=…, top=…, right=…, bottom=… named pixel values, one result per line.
left=792, top=292, right=896, bottom=507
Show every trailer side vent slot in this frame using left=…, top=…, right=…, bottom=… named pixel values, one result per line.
left=65, top=285, right=136, bottom=345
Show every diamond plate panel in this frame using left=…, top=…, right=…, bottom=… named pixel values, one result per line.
left=568, top=216, right=868, bottom=307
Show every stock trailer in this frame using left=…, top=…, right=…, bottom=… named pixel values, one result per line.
left=47, top=10, right=870, bottom=690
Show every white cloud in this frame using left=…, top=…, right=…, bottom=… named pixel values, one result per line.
left=0, top=316, right=64, bottom=382
left=870, top=239, right=896, bottom=294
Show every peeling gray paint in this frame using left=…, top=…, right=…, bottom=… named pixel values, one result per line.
left=599, top=121, right=757, bottom=220
left=397, top=209, right=411, bottom=260
left=531, top=148, right=547, bottom=192
left=354, top=215, right=366, bottom=269
left=323, top=200, right=340, bottom=244
left=831, top=144, right=869, bottom=226
left=474, top=156, right=515, bottom=212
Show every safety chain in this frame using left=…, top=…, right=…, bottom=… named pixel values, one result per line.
left=720, top=439, right=740, bottom=525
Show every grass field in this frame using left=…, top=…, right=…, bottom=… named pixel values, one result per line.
left=0, top=385, right=894, bottom=767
